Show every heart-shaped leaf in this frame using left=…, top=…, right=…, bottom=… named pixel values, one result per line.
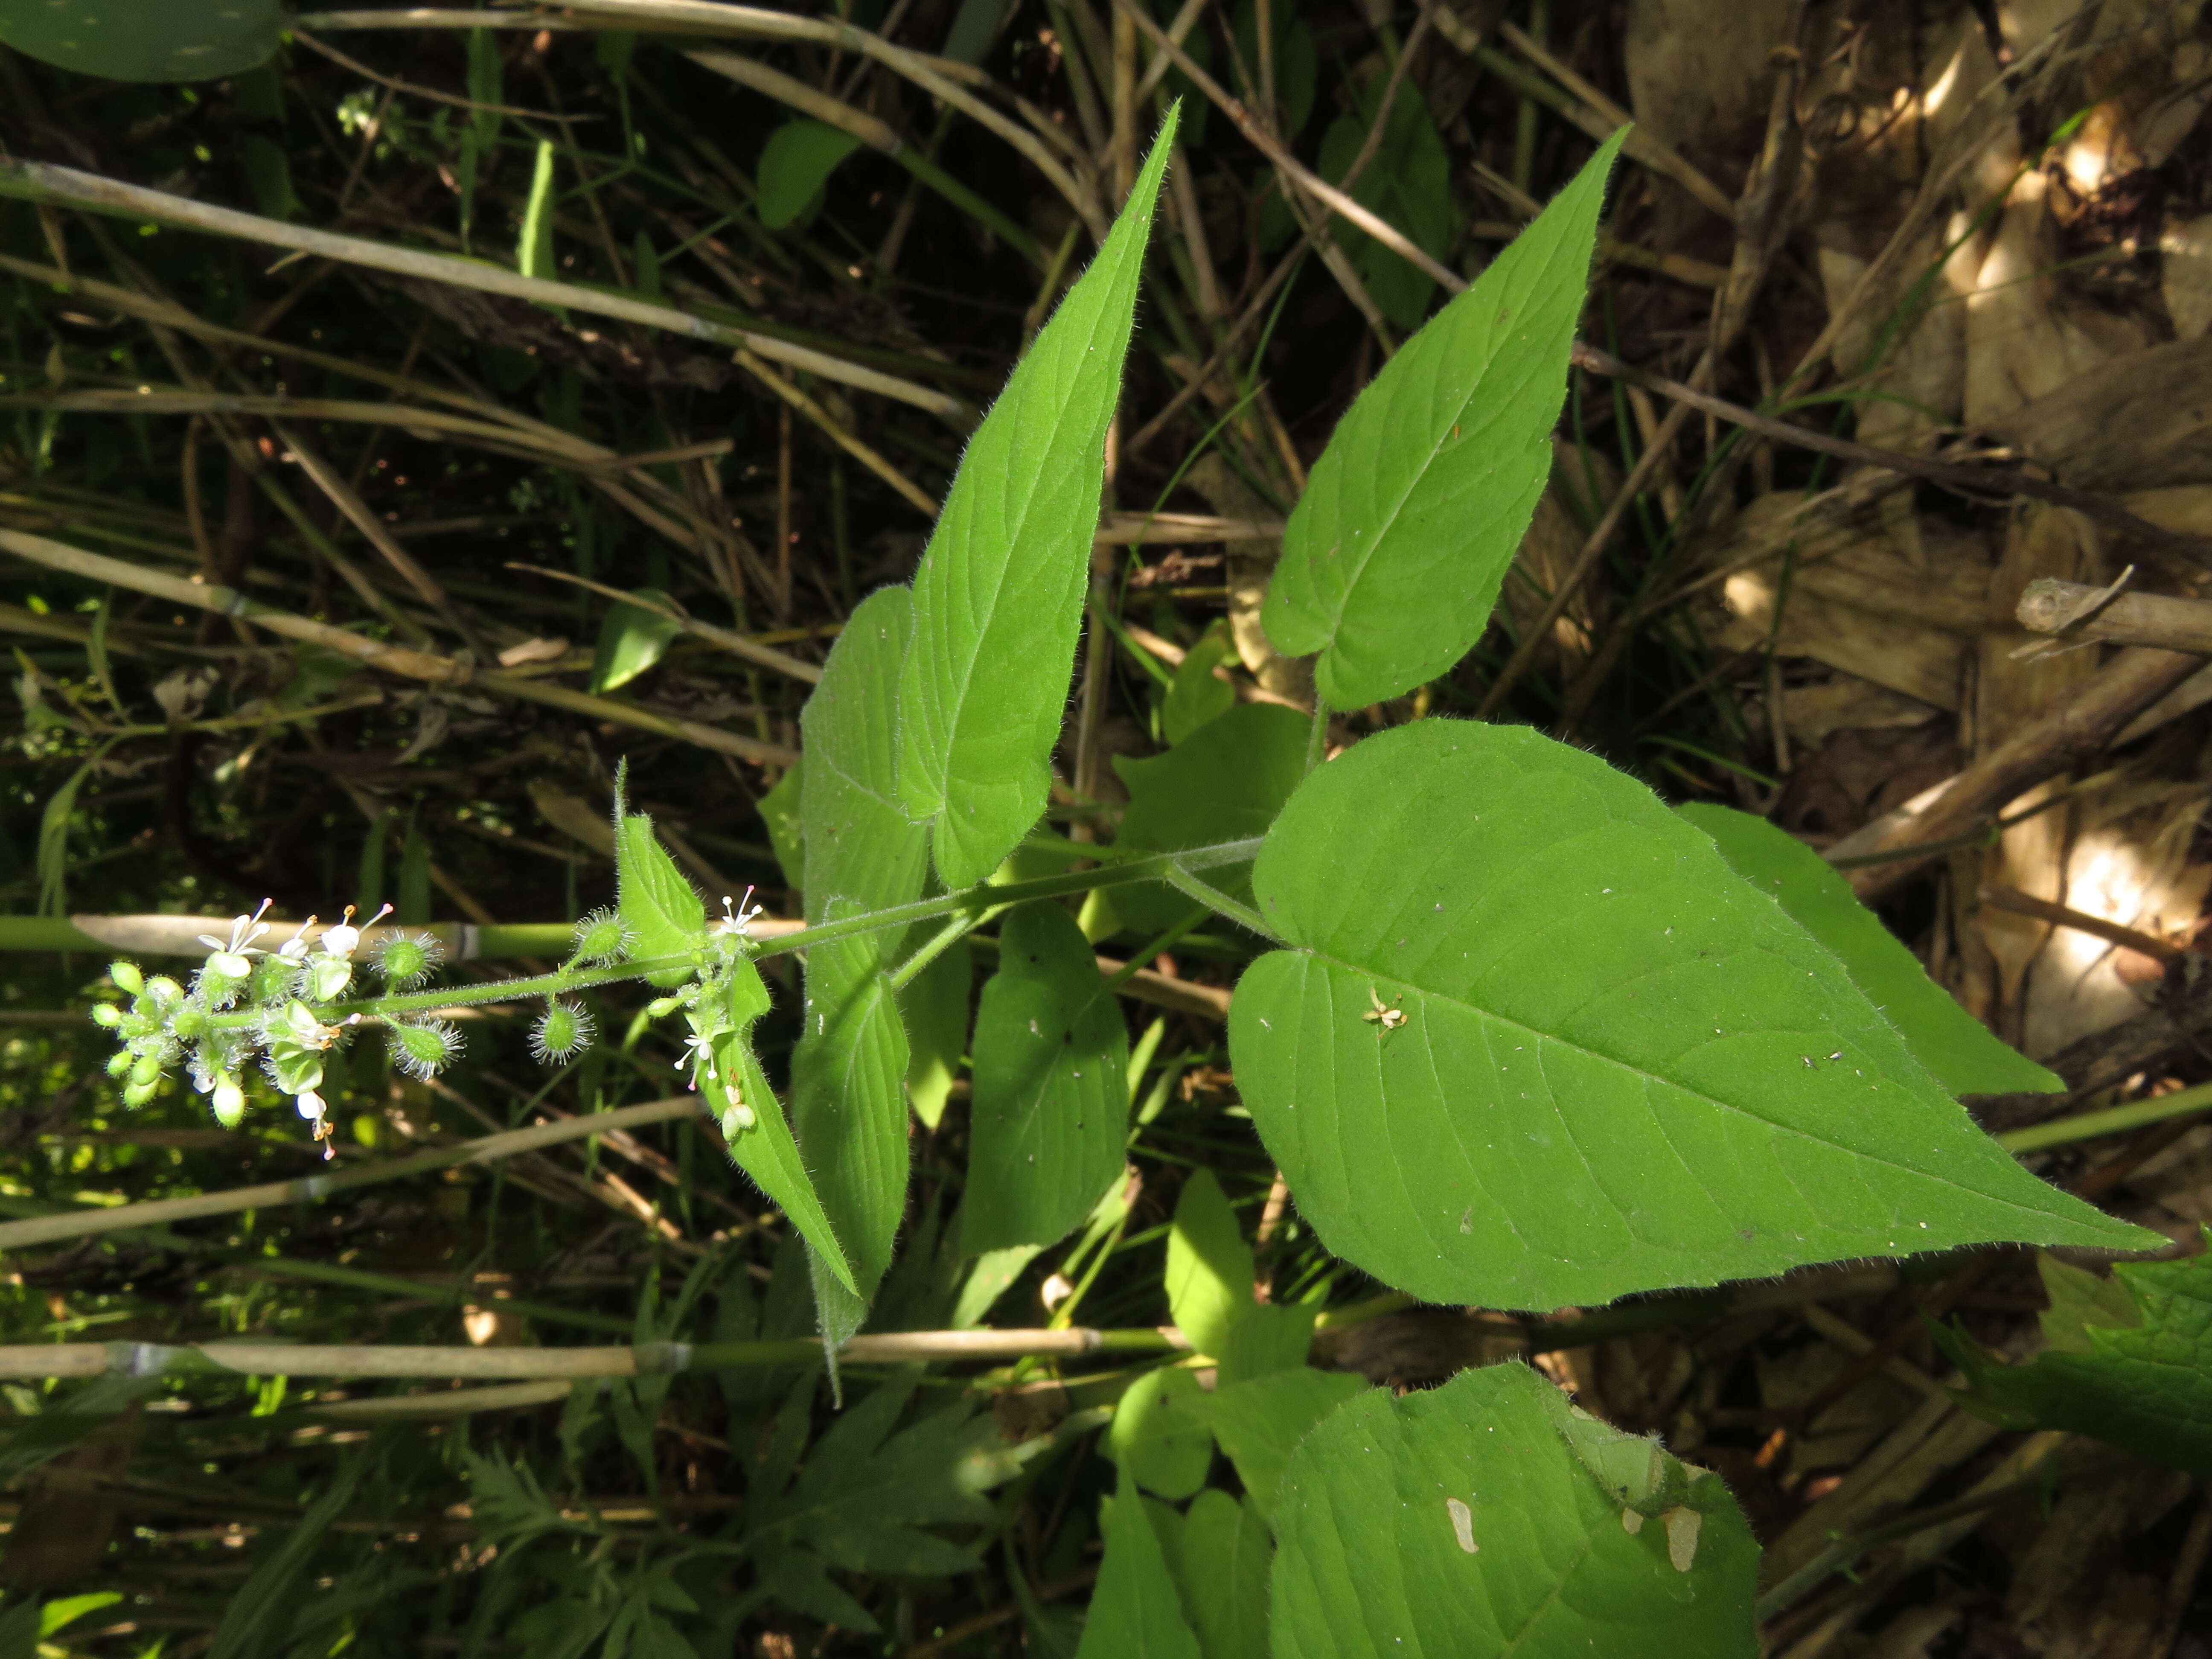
left=1228, top=720, right=2154, bottom=1310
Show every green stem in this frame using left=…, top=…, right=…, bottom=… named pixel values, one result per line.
left=887, top=907, right=998, bottom=994
left=1104, top=905, right=1211, bottom=991
left=1305, top=696, right=1330, bottom=774
left=1995, top=1080, right=2212, bottom=1155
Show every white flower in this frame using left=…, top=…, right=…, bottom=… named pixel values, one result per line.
left=679, top=1029, right=719, bottom=1091
left=196, top=898, right=274, bottom=977
left=709, top=888, right=765, bottom=941
left=294, top=1088, right=326, bottom=1121
left=317, top=902, right=393, bottom=962
left=276, top=915, right=320, bottom=962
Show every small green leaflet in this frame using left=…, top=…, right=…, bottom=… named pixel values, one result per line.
left=1107, top=1367, right=1213, bottom=1500
left=758, top=119, right=866, bottom=228
left=901, top=939, right=972, bottom=1132
left=1261, top=130, right=1625, bottom=710
left=1161, top=625, right=1237, bottom=744
left=1934, top=1238, right=2212, bottom=1478
left=0, top=0, right=283, bottom=80
left=614, top=808, right=704, bottom=989
left=1680, top=803, right=2059, bottom=1097
left=1270, top=1364, right=1758, bottom=1659
left=1227, top=720, right=2154, bottom=1311
left=961, top=902, right=1130, bottom=1253
left=896, top=110, right=1179, bottom=889
left=1165, top=1167, right=1255, bottom=1361
left=589, top=587, right=684, bottom=694
left=1315, top=73, right=1456, bottom=329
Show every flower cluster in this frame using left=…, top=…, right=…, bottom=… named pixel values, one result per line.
left=93, top=899, right=454, bottom=1158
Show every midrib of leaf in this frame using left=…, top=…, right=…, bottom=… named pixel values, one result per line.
left=1286, top=940, right=2070, bottom=1223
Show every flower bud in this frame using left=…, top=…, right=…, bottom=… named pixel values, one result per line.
left=143, top=977, right=183, bottom=1006
left=530, top=999, right=594, bottom=1064
left=109, top=961, right=144, bottom=995
left=721, top=1098, right=757, bottom=1135
left=122, top=1078, right=160, bottom=1109
left=129, top=1052, right=163, bottom=1088
left=211, top=1078, right=246, bottom=1128
left=89, top=1003, right=122, bottom=1028
left=645, top=994, right=687, bottom=1019
left=170, top=1005, right=207, bottom=1041
left=105, top=1049, right=133, bottom=1079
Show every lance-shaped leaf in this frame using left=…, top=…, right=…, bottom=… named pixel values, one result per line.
left=1680, top=803, right=2059, bottom=1098
left=897, top=111, right=1179, bottom=889
left=1933, top=1239, right=2212, bottom=1479
left=795, top=586, right=928, bottom=1338
left=1166, top=1167, right=1256, bottom=1361
left=792, top=914, right=911, bottom=1344
left=1260, top=131, right=1625, bottom=711
left=962, top=902, right=1130, bottom=1253
left=706, top=960, right=856, bottom=1296
left=1270, top=1364, right=1759, bottom=1659
left=1228, top=721, right=2154, bottom=1310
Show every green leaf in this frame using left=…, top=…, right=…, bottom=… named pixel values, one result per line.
left=615, top=810, right=704, bottom=988
left=1679, top=803, right=2060, bottom=1097
left=519, top=139, right=560, bottom=283
left=744, top=1378, right=994, bottom=1632
left=238, top=134, right=300, bottom=220
left=707, top=989, right=857, bottom=1297
left=962, top=902, right=1130, bottom=1253
left=760, top=760, right=805, bottom=891
left=0, top=0, right=282, bottom=80
left=1935, top=1238, right=2212, bottom=1478
left=1315, top=75, right=1455, bottom=328
left=896, top=111, right=1179, bottom=889
left=1076, top=1493, right=1204, bottom=1659
left=1166, top=1168, right=1254, bottom=1360
left=901, top=938, right=972, bottom=1132
left=1164, top=1490, right=1271, bottom=1659
left=1187, top=1367, right=1367, bottom=1522
left=758, top=119, right=867, bottom=229
left=1112, top=702, right=1307, bottom=931
left=1217, top=1304, right=1316, bottom=1385
left=1161, top=626, right=1237, bottom=745
left=1108, top=1367, right=1214, bottom=1500
left=37, top=1591, right=122, bottom=1639
left=1272, top=1365, right=1758, bottom=1658
left=209, top=1463, right=365, bottom=1659
left=1260, top=131, right=1624, bottom=710
left=1228, top=720, right=2154, bottom=1311
left=800, top=586, right=928, bottom=921
left=589, top=588, right=685, bottom=694
left=791, top=911, right=911, bottom=1332
left=466, top=27, right=503, bottom=148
